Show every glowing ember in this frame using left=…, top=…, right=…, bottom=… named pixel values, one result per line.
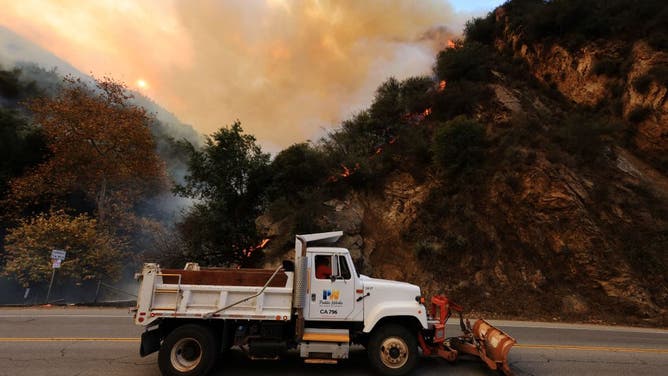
left=423, top=107, right=432, bottom=116
left=438, top=80, right=447, bottom=92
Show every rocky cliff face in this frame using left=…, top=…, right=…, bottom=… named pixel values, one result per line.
left=256, top=6, right=668, bottom=327
left=495, top=8, right=668, bottom=167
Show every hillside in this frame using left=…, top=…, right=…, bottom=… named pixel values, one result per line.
left=255, top=0, right=668, bottom=327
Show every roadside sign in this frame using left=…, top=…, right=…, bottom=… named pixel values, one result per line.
left=51, top=249, right=66, bottom=261
left=51, top=249, right=66, bottom=269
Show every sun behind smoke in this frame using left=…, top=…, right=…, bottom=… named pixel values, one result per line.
left=136, top=79, right=149, bottom=90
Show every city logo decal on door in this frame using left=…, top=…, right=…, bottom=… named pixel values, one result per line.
left=320, top=289, right=343, bottom=314
left=319, top=289, right=343, bottom=308
left=322, top=289, right=340, bottom=301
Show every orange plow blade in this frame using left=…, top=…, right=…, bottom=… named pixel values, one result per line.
left=421, top=296, right=516, bottom=375
left=451, top=319, right=516, bottom=375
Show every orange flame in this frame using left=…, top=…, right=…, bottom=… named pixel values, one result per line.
left=423, top=107, right=432, bottom=116
left=328, top=163, right=360, bottom=182
left=341, top=165, right=351, bottom=177
left=438, top=80, right=446, bottom=92
left=447, top=39, right=456, bottom=49
left=241, top=238, right=271, bottom=259
left=257, top=238, right=270, bottom=249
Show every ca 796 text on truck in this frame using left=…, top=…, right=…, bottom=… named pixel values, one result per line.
left=133, top=231, right=516, bottom=375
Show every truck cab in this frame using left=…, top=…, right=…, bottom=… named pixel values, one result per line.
left=303, top=245, right=428, bottom=333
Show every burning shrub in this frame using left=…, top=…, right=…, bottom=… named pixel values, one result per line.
left=398, top=76, right=434, bottom=114
left=432, top=80, right=493, bottom=121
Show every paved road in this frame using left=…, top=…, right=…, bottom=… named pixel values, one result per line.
left=0, top=307, right=666, bottom=375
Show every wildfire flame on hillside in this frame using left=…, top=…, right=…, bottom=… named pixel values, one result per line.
left=242, top=238, right=271, bottom=259
left=447, top=39, right=456, bottom=49
left=329, top=76, right=440, bottom=182
left=328, top=163, right=361, bottom=182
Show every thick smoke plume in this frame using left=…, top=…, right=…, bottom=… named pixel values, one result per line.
left=0, top=0, right=464, bottom=150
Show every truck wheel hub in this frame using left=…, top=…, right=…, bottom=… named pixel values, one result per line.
left=380, top=337, right=408, bottom=368
left=171, top=337, right=202, bottom=372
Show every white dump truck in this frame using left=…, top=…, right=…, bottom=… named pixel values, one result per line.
left=134, top=231, right=515, bottom=376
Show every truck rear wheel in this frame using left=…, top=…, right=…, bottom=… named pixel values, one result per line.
left=158, top=324, right=218, bottom=376
left=368, top=324, right=418, bottom=376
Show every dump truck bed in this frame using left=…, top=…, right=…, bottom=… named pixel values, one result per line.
left=134, top=263, right=294, bottom=326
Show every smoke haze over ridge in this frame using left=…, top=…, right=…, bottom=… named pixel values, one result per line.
left=0, top=0, right=493, bottom=151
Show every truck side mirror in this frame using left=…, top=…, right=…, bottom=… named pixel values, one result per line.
left=330, top=275, right=337, bottom=283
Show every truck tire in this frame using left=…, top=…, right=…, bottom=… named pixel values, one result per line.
left=367, top=324, right=418, bottom=376
left=158, top=324, right=218, bottom=376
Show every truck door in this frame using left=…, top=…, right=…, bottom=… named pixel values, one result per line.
left=307, top=253, right=355, bottom=320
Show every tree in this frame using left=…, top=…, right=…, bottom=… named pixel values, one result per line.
left=2, top=210, right=123, bottom=287
left=7, top=76, right=166, bottom=225
left=434, top=41, right=494, bottom=83
left=267, top=143, right=327, bottom=202
left=432, top=116, right=487, bottom=175
left=175, top=121, right=270, bottom=266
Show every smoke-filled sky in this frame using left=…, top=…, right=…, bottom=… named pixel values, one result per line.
left=0, top=0, right=502, bottom=152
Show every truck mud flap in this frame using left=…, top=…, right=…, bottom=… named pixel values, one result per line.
left=140, top=328, right=162, bottom=357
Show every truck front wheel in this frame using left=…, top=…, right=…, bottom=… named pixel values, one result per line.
left=158, top=324, right=218, bottom=376
left=368, top=324, right=418, bottom=376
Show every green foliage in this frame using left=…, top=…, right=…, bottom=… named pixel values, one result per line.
left=398, top=76, right=433, bottom=114
left=431, top=116, right=487, bottom=175
left=369, top=77, right=402, bottom=131
left=0, top=68, right=22, bottom=98
left=175, top=121, right=270, bottom=266
left=502, top=0, right=668, bottom=51
left=434, top=41, right=494, bottom=83
left=432, top=80, right=493, bottom=121
left=0, top=67, right=48, bottom=197
left=2, top=210, right=123, bottom=287
left=267, top=143, right=327, bottom=202
left=464, top=13, right=497, bottom=45
left=552, top=114, right=619, bottom=163
left=0, top=108, right=46, bottom=196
